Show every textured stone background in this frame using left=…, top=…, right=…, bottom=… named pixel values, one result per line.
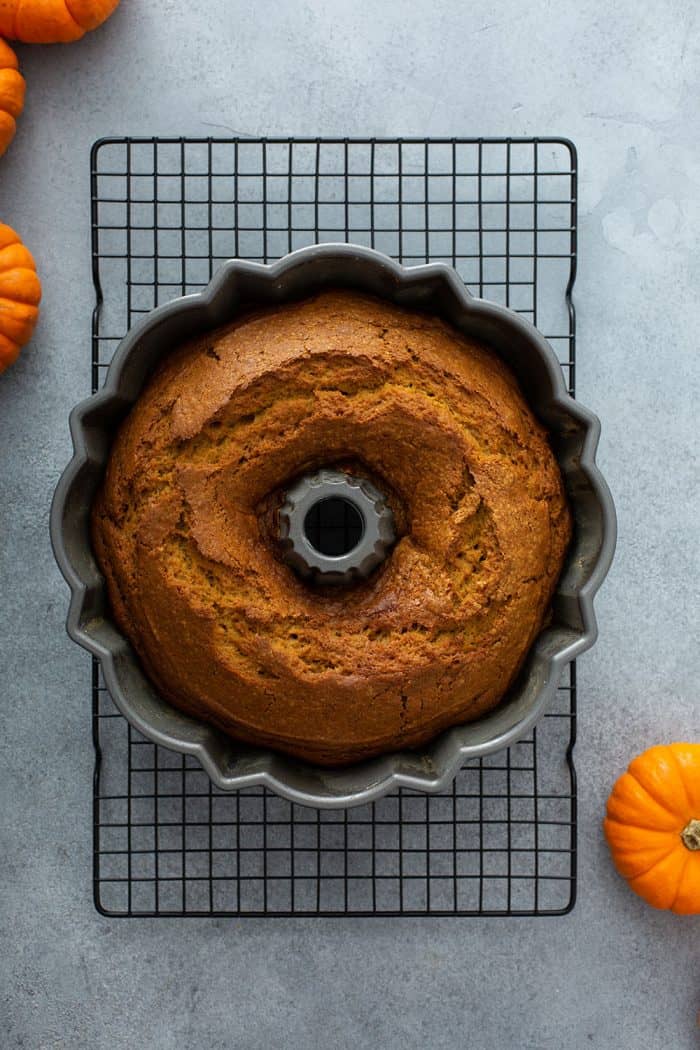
left=1, top=2, right=698, bottom=1047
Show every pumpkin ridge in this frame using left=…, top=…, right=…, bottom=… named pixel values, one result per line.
left=0, top=223, right=40, bottom=373
left=0, top=38, right=24, bottom=158
left=668, top=852, right=690, bottom=912
left=603, top=818, right=678, bottom=844
left=616, top=853, right=677, bottom=881
left=604, top=839, right=680, bottom=881
left=668, top=746, right=694, bottom=812
left=0, top=111, right=16, bottom=152
left=0, top=243, right=36, bottom=271
left=627, top=850, right=682, bottom=910
left=0, top=226, right=20, bottom=250
left=673, top=743, right=700, bottom=812
left=605, top=841, right=677, bottom=881
left=0, top=268, right=42, bottom=304
left=0, top=38, right=19, bottom=70
left=606, top=775, right=681, bottom=831
left=0, top=70, right=25, bottom=117
left=65, top=0, right=120, bottom=33
left=13, top=0, right=83, bottom=42
left=603, top=819, right=678, bottom=878
left=0, top=332, right=20, bottom=370
left=629, top=758, right=686, bottom=819
left=65, top=0, right=98, bottom=30
left=56, top=1, right=87, bottom=35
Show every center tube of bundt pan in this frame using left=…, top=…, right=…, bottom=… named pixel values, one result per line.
left=278, top=469, right=396, bottom=585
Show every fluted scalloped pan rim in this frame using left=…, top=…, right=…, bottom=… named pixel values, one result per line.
left=50, top=245, right=616, bottom=808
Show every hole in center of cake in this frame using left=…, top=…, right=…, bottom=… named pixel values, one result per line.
left=303, top=497, right=364, bottom=557
left=277, top=468, right=397, bottom=584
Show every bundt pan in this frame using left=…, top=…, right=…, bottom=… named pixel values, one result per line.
left=51, top=244, right=616, bottom=808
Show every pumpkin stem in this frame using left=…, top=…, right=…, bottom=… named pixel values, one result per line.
left=681, top=819, right=700, bottom=851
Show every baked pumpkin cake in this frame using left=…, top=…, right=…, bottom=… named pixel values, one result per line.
left=91, top=290, right=572, bottom=765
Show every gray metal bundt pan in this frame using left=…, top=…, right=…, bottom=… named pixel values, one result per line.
left=50, top=244, right=616, bottom=808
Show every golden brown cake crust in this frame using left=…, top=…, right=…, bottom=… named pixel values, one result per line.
left=91, top=290, right=572, bottom=765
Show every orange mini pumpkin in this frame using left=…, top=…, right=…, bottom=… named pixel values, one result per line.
left=0, top=222, right=41, bottom=372
left=0, top=38, right=24, bottom=157
left=604, top=743, right=700, bottom=914
left=0, top=0, right=120, bottom=43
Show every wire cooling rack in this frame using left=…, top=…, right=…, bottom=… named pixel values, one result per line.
left=90, top=137, right=578, bottom=917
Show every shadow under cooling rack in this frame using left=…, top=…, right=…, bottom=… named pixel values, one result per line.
left=90, top=136, right=578, bottom=917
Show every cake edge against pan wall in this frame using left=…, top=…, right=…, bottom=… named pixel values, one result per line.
left=51, top=245, right=616, bottom=806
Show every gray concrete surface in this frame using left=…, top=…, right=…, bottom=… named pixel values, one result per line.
left=1, top=1, right=698, bottom=1047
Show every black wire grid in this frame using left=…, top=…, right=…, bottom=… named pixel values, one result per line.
left=91, top=137, right=578, bottom=917
left=303, top=496, right=365, bottom=557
